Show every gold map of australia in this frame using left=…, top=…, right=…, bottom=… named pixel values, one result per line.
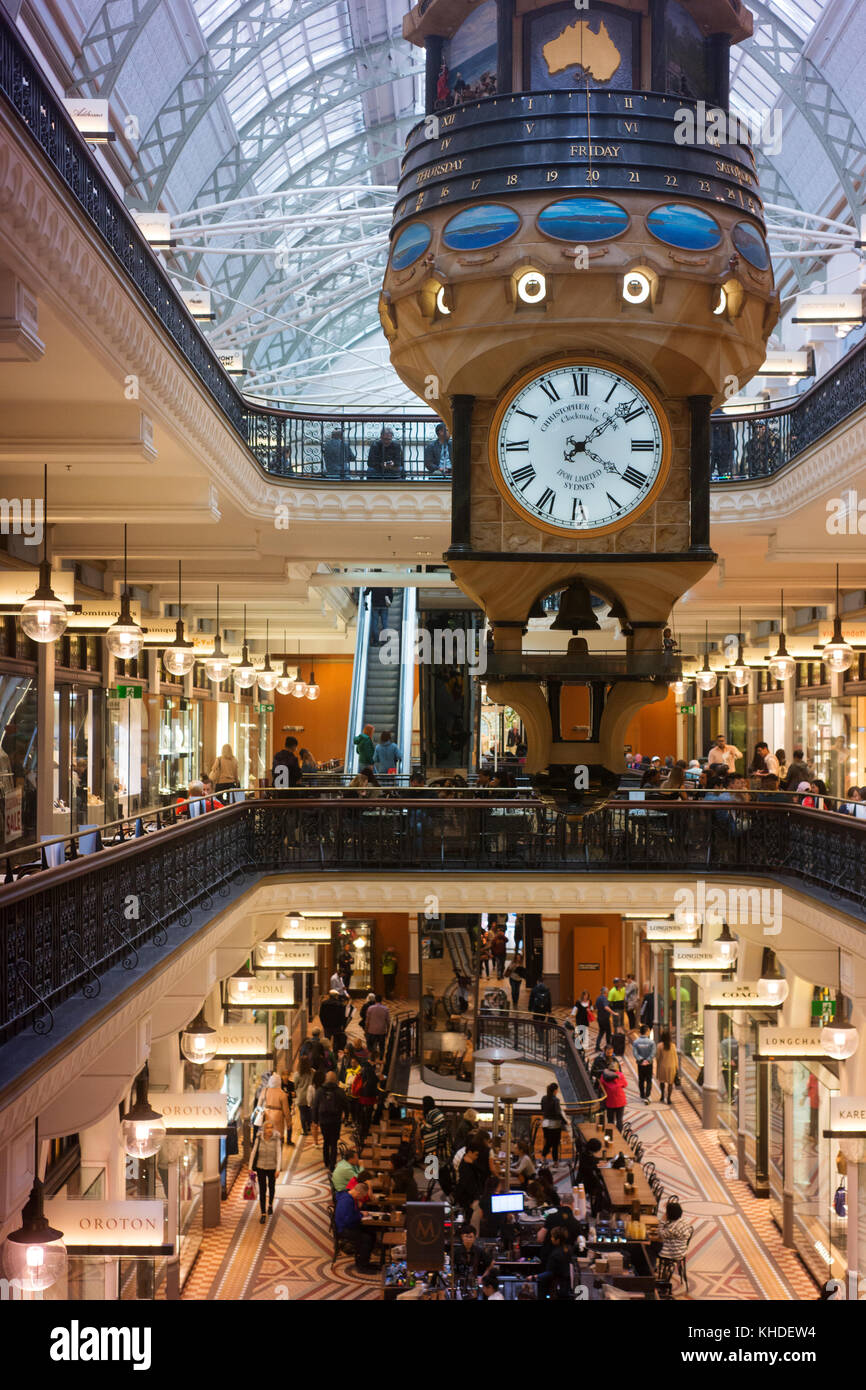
left=543, top=19, right=622, bottom=82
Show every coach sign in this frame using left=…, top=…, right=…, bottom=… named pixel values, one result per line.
left=43, top=1201, right=169, bottom=1255
left=704, top=982, right=781, bottom=1010
left=159, top=1092, right=229, bottom=1133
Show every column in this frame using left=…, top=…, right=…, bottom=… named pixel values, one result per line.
left=675, top=706, right=685, bottom=763
left=783, top=672, right=795, bottom=762
left=448, top=394, right=474, bottom=554
left=695, top=684, right=703, bottom=762
left=35, top=638, right=55, bottom=838
left=408, top=916, right=419, bottom=1002
left=688, top=395, right=713, bottom=551
left=782, top=1082, right=794, bottom=1245
left=701, top=991, right=719, bottom=1128
left=496, top=0, right=514, bottom=94
left=78, top=1110, right=128, bottom=1300
left=201, top=1135, right=221, bottom=1228
left=541, top=914, right=560, bottom=1007
left=719, top=677, right=728, bottom=743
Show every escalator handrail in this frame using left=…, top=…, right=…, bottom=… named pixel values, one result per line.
left=397, top=586, right=417, bottom=776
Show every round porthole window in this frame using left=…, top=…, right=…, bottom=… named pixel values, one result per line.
left=646, top=204, right=722, bottom=251
left=537, top=196, right=629, bottom=243
left=732, top=221, right=771, bottom=271
left=442, top=204, right=521, bottom=250
left=391, top=222, right=432, bottom=270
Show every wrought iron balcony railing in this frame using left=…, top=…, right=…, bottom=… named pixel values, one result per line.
left=3, top=15, right=865, bottom=489
left=1, top=797, right=863, bottom=1050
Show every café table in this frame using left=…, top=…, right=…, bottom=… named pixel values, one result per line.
left=577, top=1122, right=631, bottom=1159
left=599, top=1164, right=657, bottom=1213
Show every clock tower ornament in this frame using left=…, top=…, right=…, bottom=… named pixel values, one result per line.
left=382, top=0, right=778, bottom=786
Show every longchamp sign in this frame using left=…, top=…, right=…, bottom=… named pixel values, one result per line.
left=756, top=1027, right=826, bottom=1058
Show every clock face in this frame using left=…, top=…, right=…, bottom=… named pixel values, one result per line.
left=489, top=359, right=671, bottom=536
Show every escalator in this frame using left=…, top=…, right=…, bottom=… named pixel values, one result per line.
left=345, top=586, right=416, bottom=773
left=444, top=927, right=474, bottom=978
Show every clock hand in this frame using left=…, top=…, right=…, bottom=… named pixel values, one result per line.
left=585, top=449, right=619, bottom=473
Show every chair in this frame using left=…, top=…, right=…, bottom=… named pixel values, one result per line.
left=40, top=836, right=65, bottom=869
left=188, top=799, right=205, bottom=818
left=76, top=824, right=101, bottom=855
left=656, top=1226, right=694, bottom=1292
left=643, top=1160, right=656, bottom=1182
left=632, top=1140, right=644, bottom=1162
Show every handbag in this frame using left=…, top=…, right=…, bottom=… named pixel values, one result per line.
left=243, top=1172, right=257, bottom=1200
left=833, top=1183, right=847, bottom=1218
left=587, top=1009, right=596, bottom=1024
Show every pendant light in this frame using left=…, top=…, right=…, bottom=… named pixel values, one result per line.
left=713, top=921, right=739, bottom=966
left=670, top=679, right=687, bottom=699
left=163, top=561, right=196, bottom=676
left=121, top=1064, right=166, bottom=1159
left=821, top=990, right=859, bottom=1061
left=20, top=466, right=68, bottom=643
left=180, top=1006, right=218, bottom=1064
left=232, top=605, right=256, bottom=689
left=305, top=665, right=320, bottom=700
left=757, top=948, right=789, bottom=1005
left=821, top=565, right=855, bottom=673
left=768, top=589, right=796, bottom=682
left=3, top=1123, right=67, bottom=1292
left=204, top=585, right=232, bottom=683
left=292, top=641, right=307, bottom=698
left=726, top=607, right=750, bottom=689
left=696, top=621, right=718, bottom=692
left=285, top=907, right=303, bottom=932
left=106, top=525, right=144, bottom=660
left=256, top=618, right=279, bottom=693
left=276, top=627, right=293, bottom=696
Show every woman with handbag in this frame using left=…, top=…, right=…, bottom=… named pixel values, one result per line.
left=250, top=1119, right=281, bottom=1223
left=540, top=1082, right=565, bottom=1163
left=209, top=743, right=239, bottom=797
left=656, top=1030, right=679, bottom=1105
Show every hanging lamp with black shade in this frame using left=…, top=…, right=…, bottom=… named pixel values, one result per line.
left=727, top=606, right=750, bottom=689
left=768, top=589, right=796, bottom=682
left=20, top=465, right=69, bottom=643
left=256, top=617, right=279, bottom=693
left=292, top=641, right=307, bottom=698
left=163, top=561, right=196, bottom=677
left=696, top=620, right=718, bottom=692
left=3, top=1121, right=67, bottom=1292
left=203, top=585, right=232, bottom=684
left=232, top=605, right=256, bottom=689
left=106, top=525, right=144, bottom=661
left=120, top=1064, right=166, bottom=1159
left=821, top=565, right=855, bottom=673
left=276, top=626, right=293, bottom=696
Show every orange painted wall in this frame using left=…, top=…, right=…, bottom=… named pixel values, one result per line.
left=560, top=913, right=622, bottom=1003
left=372, top=913, right=411, bottom=998
left=272, top=657, right=353, bottom=764
left=559, top=685, right=591, bottom=739
left=623, top=687, right=677, bottom=762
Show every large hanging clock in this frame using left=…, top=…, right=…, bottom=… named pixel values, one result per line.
left=489, top=358, right=672, bottom=537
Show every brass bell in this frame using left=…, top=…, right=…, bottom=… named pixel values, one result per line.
left=550, top=580, right=601, bottom=633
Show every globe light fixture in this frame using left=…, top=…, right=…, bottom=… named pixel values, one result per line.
left=180, top=1006, right=218, bottom=1065
left=20, top=466, right=68, bottom=643
left=106, top=525, right=144, bottom=660
left=727, top=608, right=750, bottom=689
left=757, top=951, right=788, bottom=1005
left=671, top=679, right=687, bottom=699
left=256, top=618, right=279, bottom=693
left=275, top=627, right=294, bottom=695
left=696, top=620, right=718, bottom=692
left=516, top=269, right=546, bottom=304
left=163, top=561, right=196, bottom=677
left=121, top=1065, right=166, bottom=1159
left=204, top=586, right=233, bottom=683
left=768, top=589, right=796, bottom=682
left=291, top=642, right=308, bottom=697
left=233, top=605, right=257, bottom=689
left=285, top=907, right=303, bottom=932
left=821, top=991, right=859, bottom=1061
left=3, top=1124, right=67, bottom=1293
left=305, top=667, right=320, bottom=700
left=821, top=565, right=855, bottom=674
left=622, top=270, right=651, bottom=304
left=714, top=921, right=739, bottom=967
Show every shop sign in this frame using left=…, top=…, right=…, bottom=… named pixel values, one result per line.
left=158, top=1092, right=228, bottom=1132
left=282, top=918, right=332, bottom=941
left=704, top=981, right=781, bottom=1010
left=139, top=620, right=214, bottom=652
left=62, top=98, right=112, bottom=140
left=825, top=1096, right=866, bottom=1137
left=577, top=962, right=600, bottom=971
left=646, top=919, right=699, bottom=941
left=212, top=1024, right=270, bottom=1058
left=672, top=948, right=735, bottom=972
left=840, top=951, right=855, bottom=995
left=67, top=599, right=143, bottom=631
left=679, top=704, right=696, bottom=714
left=225, top=978, right=295, bottom=1007
left=0, top=570, right=74, bottom=605
left=112, top=684, right=143, bottom=700
left=756, top=1026, right=825, bottom=1058
left=257, top=940, right=316, bottom=969
left=255, top=703, right=274, bottom=713
left=3, top=790, right=22, bottom=843
left=817, top=620, right=866, bottom=644
left=43, top=1200, right=166, bottom=1250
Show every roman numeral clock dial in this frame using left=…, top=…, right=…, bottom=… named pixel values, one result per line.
left=489, top=361, right=672, bottom=537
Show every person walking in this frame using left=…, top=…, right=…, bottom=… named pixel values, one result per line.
left=312, top=1070, right=350, bottom=1170
left=490, top=926, right=508, bottom=978
left=624, top=973, right=639, bottom=1029
left=639, top=983, right=655, bottom=1029
left=540, top=1082, right=565, bottom=1163
left=293, top=1056, right=316, bottom=1135
left=260, top=1071, right=292, bottom=1145
left=209, top=743, right=239, bottom=796
left=505, top=951, right=527, bottom=1008
left=632, top=1024, right=656, bottom=1104
left=363, top=994, right=390, bottom=1058
left=607, top=978, right=626, bottom=1028
left=353, top=723, right=375, bottom=771
left=271, top=735, right=302, bottom=789
left=656, top=1030, right=679, bottom=1105
left=595, top=986, right=613, bottom=1051
left=381, top=946, right=398, bottom=999
left=600, top=1055, right=627, bottom=1131
left=249, top=1119, right=281, bottom=1223
left=420, top=1095, right=448, bottom=1168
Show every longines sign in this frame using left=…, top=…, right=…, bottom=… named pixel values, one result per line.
left=756, top=1027, right=825, bottom=1059
left=158, top=1093, right=229, bottom=1132
left=257, top=940, right=317, bottom=969
left=825, top=1097, right=866, bottom=1138
left=43, top=1201, right=168, bottom=1253
left=704, top=982, right=781, bottom=1010
left=226, top=978, right=295, bottom=1007
left=672, top=948, right=735, bottom=972
left=212, top=1025, right=270, bottom=1058
left=645, top=920, right=700, bottom=942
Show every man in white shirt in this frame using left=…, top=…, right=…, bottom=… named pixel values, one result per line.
left=758, top=742, right=780, bottom=778
left=707, top=734, right=742, bottom=775
left=329, top=971, right=348, bottom=997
